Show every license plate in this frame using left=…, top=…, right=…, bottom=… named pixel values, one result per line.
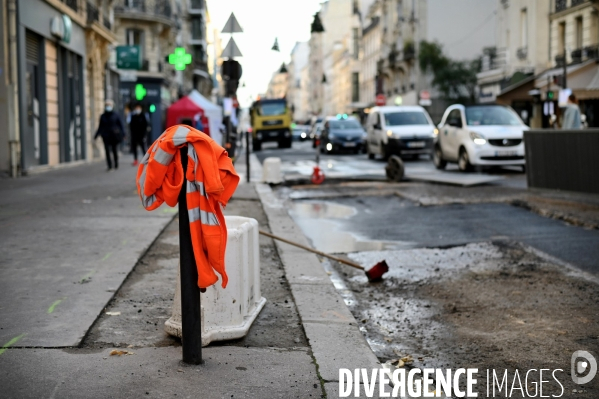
left=269, top=132, right=279, bottom=137
left=407, top=141, right=425, bottom=148
left=495, top=150, right=517, bottom=156
left=343, top=142, right=356, bottom=147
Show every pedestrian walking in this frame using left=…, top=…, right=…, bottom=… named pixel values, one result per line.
left=562, top=94, right=582, bottom=129
left=95, top=99, right=125, bottom=171
left=129, top=103, right=149, bottom=166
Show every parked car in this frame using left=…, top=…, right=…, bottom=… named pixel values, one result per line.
left=365, top=106, right=436, bottom=160
left=434, top=104, right=528, bottom=172
left=292, top=124, right=310, bottom=141
left=320, top=115, right=367, bottom=154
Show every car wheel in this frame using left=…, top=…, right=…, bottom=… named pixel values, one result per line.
left=458, top=147, right=473, bottom=172
left=521, top=165, right=526, bottom=173
left=433, top=145, right=447, bottom=170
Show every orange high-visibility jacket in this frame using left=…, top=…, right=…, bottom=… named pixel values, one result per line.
left=136, top=125, right=239, bottom=289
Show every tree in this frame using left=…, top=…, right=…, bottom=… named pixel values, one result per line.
left=419, top=40, right=480, bottom=104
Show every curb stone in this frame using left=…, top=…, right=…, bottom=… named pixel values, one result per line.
left=247, top=154, right=382, bottom=396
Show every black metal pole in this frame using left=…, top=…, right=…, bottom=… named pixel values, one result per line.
left=246, top=130, right=250, bottom=183
left=178, top=146, right=203, bottom=365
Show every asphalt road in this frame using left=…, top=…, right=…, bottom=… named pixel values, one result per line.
left=254, top=140, right=598, bottom=274
left=254, top=140, right=527, bottom=188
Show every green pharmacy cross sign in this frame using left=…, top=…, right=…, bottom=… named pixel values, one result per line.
left=168, top=48, right=192, bottom=71
left=135, top=84, right=147, bottom=101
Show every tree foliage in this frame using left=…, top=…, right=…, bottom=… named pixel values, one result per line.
left=419, top=40, right=480, bottom=103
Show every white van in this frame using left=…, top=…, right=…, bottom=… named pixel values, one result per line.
left=365, top=106, right=437, bottom=159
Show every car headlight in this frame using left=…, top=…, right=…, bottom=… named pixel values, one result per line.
left=433, top=128, right=439, bottom=136
left=301, top=132, right=307, bottom=139
left=470, top=132, right=486, bottom=145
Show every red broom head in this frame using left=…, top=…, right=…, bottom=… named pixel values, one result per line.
left=365, top=260, right=389, bottom=283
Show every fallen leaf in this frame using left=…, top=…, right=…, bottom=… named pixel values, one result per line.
left=384, top=337, right=393, bottom=343
left=110, top=350, right=134, bottom=356
left=400, top=355, right=414, bottom=364
left=106, top=311, right=121, bottom=316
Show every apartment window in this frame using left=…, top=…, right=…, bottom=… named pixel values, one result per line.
left=575, top=17, right=583, bottom=49
left=191, top=16, right=204, bottom=40
left=190, top=0, right=204, bottom=10
left=126, top=29, right=144, bottom=59
left=520, top=8, right=528, bottom=48
left=558, top=22, right=566, bottom=55
left=353, top=28, right=359, bottom=59
left=192, top=45, right=205, bottom=65
left=351, top=72, right=360, bottom=102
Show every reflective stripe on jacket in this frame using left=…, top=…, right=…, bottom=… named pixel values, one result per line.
left=136, top=125, right=239, bottom=289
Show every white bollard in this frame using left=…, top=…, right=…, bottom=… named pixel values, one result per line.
left=164, top=216, right=266, bottom=346
left=262, top=157, right=282, bottom=184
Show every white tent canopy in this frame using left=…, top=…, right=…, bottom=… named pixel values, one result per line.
left=188, top=90, right=223, bottom=146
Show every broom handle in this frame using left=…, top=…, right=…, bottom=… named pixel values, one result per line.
left=259, top=230, right=365, bottom=271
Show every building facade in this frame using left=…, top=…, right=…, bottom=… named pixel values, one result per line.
left=287, top=41, right=310, bottom=122
left=490, top=0, right=599, bottom=127
left=0, top=0, right=117, bottom=176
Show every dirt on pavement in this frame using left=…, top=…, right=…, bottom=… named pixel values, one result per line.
left=332, top=240, right=599, bottom=398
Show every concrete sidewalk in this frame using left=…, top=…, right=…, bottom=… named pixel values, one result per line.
left=0, top=150, right=385, bottom=398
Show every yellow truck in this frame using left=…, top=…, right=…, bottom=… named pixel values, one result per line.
left=250, top=98, right=292, bottom=151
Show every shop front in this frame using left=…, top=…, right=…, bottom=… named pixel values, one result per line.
left=17, top=0, right=87, bottom=171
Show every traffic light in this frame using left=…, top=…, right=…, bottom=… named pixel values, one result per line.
left=547, top=91, right=555, bottom=100
left=149, top=104, right=156, bottom=113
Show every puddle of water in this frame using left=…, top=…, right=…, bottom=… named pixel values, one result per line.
left=288, top=200, right=416, bottom=253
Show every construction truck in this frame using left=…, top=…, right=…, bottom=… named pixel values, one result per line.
left=249, top=98, right=292, bottom=151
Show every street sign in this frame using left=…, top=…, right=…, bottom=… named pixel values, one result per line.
left=222, top=13, right=243, bottom=33
left=419, top=90, right=431, bottom=106
left=168, top=48, right=192, bottom=71
left=116, top=46, right=142, bottom=70
left=221, top=38, right=243, bottom=59
left=376, top=94, right=386, bottom=106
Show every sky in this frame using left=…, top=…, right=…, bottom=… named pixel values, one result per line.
left=208, top=0, right=324, bottom=107
left=208, top=0, right=497, bottom=107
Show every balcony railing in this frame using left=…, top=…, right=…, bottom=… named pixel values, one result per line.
left=63, top=0, right=78, bottom=12
left=114, top=0, right=172, bottom=20
left=571, top=48, right=583, bottom=64
left=555, top=54, right=566, bottom=67
left=583, top=45, right=599, bottom=60
left=571, top=0, right=586, bottom=6
left=516, top=47, right=527, bottom=60
left=555, top=0, right=567, bottom=12
left=86, top=2, right=99, bottom=25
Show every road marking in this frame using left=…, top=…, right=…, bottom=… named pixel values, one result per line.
left=162, top=207, right=177, bottom=213
left=47, top=297, right=66, bottom=314
left=0, top=334, right=25, bottom=356
left=101, top=253, right=112, bottom=261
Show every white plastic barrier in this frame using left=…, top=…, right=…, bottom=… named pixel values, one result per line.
left=165, top=216, right=266, bottom=346
left=262, top=157, right=282, bottom=184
